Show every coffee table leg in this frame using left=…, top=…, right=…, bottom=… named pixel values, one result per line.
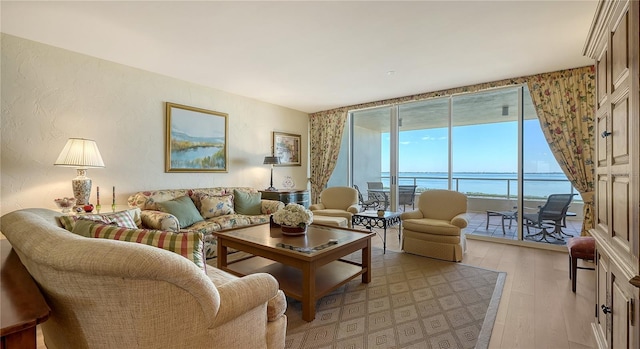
left=362, top=239, right=371, bottom=283
left=302, top=263, right=315, bottom=321
left=216, top=239, right=228, bottom=269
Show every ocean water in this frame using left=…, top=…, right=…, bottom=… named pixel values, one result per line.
left=380, top=172, right=577, bottom=199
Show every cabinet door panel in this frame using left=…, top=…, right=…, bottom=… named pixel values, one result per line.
left=611, top=97, right=629, bottom=164
left=596, top=253, right=609, bottom=347
left=611, top=11, right=628, bottom=91
left=611, top=176, right=630, bottom=251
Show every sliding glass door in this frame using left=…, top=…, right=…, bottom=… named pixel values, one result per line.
left=328, top=84, right=582, bottom=246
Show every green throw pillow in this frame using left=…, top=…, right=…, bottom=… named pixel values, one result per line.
left=233, top=190, right=262, bottom=215
left=156, top=195, right=204, bottom=229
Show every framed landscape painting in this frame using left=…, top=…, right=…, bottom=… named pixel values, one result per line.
left=273, top=132, right=301, bottom=166
left=165, top=102, right=228, bottom=172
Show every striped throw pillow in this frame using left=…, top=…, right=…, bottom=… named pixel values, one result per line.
left=58, top=210, right=138, bottom=231
left=72, top=220, right=205, bottom=271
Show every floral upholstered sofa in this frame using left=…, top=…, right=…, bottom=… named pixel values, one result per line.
left=128, top=187, right=284, bottom=258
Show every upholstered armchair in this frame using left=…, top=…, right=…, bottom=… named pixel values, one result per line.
left=309, top=186, right=360, bottom=228
left=400, top=190, right=468, bottom=262
left=0, top=209, right=287, bottom=349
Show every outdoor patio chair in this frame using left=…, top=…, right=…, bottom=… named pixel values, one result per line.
left=523, top=193, right=576, bottom=241
left=398, top=185, right=417, bottom=211
left=353, top=184, right=379, bottom=211
left=366, top=181, right=387, bottom=208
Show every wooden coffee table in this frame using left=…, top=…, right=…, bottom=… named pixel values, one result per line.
left=213, top=223, right=373, bottom=321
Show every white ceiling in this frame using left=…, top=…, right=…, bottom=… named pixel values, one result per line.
left=1, top=0, right=598, bottom=113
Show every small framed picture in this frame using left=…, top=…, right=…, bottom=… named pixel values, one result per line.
left=165, top=102, right=228, bottom=172
left=273, top=132, right=301, bottom=166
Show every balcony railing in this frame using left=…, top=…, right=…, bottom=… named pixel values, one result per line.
left=380, top=175, right=579, bottom=201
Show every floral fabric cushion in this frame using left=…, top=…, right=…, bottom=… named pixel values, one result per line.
left=72, top=219, right=206, bottom=271
left=200, top=195, right=234, bottom=218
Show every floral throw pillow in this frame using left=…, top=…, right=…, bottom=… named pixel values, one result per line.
left=200, top=194, right=234, bottom=219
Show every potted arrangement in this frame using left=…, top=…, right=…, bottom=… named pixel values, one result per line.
left=272, top=203, right=313, bottom=236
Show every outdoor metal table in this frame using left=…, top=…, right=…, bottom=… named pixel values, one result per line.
left=352, top=211, right=402, bottom=253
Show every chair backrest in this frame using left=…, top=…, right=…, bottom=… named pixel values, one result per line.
left=417, top=190, right=467, bottom=221
left=398, top=185, right=417, bottom=205
left=539, top=194, right=575, bottom=220
left=367, top=182, right=383, bottom=189
left=319, top=186, right=358, bottom=210
left=353, top=184, right=366, bottom=204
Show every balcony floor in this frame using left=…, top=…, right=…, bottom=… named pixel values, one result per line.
left=465, top=211, right=583, bottom=245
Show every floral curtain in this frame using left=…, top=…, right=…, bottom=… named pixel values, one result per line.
left=527, top=66, right=596, bottom=235
left=308, top=110, right=348, bottom=203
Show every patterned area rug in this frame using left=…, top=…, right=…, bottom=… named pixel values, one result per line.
left=284, top=249, right=506, bottom=349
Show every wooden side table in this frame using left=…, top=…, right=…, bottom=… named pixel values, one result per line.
left=260, top=189, right=310, bottom=208
left=1, top=239, right=50, bottom=349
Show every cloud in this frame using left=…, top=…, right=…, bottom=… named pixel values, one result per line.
left=421, top=136, right=447, bottom=141
left=400, top=141, right=411, bottom=145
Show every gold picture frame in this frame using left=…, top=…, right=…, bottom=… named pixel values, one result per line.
left=273, top=132, right=301, bottom=166
left=165, top=102, right=228, bottom=172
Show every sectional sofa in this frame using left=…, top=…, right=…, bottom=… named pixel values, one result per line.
left=127, top=187, right=284, bottom=258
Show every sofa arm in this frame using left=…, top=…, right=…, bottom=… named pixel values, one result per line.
left=267, top=290, right=287, bottom=322
left=261, top=199, right=284, bottom=214
left=212, top=273, right=280, bottom=327
left=451, top=213, right=469, bottom=229
left=347, top=205, right=360, bottom=214
left=401, top=210, right=423, bottom=220
left=309, top=203, right=326, bottom=211
left=140, top=210, right=180, bottom=232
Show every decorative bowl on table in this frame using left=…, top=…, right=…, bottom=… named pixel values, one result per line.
left=54, top=197, right=76, bottom=213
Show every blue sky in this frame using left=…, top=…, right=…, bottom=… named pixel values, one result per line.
left=381, top=120, right=563, bottom=173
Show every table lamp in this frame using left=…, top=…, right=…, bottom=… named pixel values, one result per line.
left=263, top=156, right=280, bottom=191
left=54, top=138, right=105, bottom=207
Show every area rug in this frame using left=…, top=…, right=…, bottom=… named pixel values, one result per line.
left=283, top=249, right=506, bottom=349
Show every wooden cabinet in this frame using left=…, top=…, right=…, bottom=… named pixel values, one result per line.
left=584, top=1, right=639, bottom=348
left=259, top=189, right=310, bottom=208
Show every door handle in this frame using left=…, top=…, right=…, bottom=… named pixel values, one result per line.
left=601, top=304, right=612, bottom=314
left=601, top=131, right=612, bottom=138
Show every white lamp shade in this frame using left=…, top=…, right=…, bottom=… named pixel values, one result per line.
left=54, top=138, right=105, bottom=168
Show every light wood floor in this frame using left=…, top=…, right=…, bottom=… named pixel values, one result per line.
left=36, top=227, right=596, bottom=349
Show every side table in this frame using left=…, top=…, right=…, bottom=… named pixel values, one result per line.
left=259, top=189, right=310, bottom=208
left=1, top=239, right=50, bottom=349
left=352, top=211, right=402, bottom=253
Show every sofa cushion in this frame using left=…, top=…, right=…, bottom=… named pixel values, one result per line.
left=234, top=190, right=262, bottom=215
left=58, top=209, right=139, bottom=231
left=157, top=195, right=204, bottom=229
left=72, top=219, right=206, bottom=270
left=200, top=194, right=235, bottom=218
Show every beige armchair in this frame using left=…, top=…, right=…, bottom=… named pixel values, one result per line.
left=309, top=186, right=360, bottom=228
left=0, top=209, right=287, bottom=349
left=400, top=190, right=468, bottom=262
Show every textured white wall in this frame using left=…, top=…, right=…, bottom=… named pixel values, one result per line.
left=0, top=34, right=309, bottom=215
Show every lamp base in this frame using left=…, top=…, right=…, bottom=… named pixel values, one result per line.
left=72, top=175, right=91, bottom=206
left=265, top=186, right=278, bottom=192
